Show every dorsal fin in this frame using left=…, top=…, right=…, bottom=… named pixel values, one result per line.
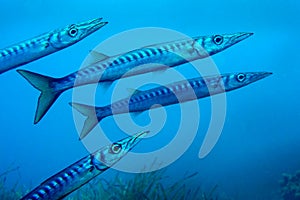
left=85, top=50, right=109, bottom=65
left=127, top=88, right=143, bottom=96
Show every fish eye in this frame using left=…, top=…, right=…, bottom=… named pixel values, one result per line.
left=213, top=35, right=223, bottom=45
left=110, top=143, right=122, bottom=154
left=236, top=73, right=246, bottom=82
left=68, top=27, right=78, bottom=37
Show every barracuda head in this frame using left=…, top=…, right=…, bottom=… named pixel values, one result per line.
left=49, top=17, right=108, bottom=49
left=93, top=131, right=149, bottom=167
left=193, top=32, right=253, bottom=56
left=224, top=72, right=273, bottom=91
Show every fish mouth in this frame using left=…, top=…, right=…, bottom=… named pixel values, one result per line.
left=132, top=130, right=149, bottom=143
left=229, top=32, right=254, bottom=45
left=249, top=71, right=273, bottom=83
left=138, top=130, right=150, bottom=138
left=256, top=71, right=273, bottom=79
left=80, top=17, right=108, bottom=35
left=126, top=130, right=149, bottom=150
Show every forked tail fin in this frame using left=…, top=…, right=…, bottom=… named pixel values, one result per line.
left=17, top=70, right=63, bottom=124
left=70, top=103, right=109, bottom=139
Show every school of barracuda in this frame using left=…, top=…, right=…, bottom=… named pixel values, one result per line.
left=0, top=16, right=272, bottom=199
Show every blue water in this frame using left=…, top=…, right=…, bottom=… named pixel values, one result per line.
left=0, top=0, right=299, bottom=199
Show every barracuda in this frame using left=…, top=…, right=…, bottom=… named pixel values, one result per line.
left=0, top=17, right=107, bottom=74
left=20, top=131, right=148, bottom=200
left=71, top=72, right=272, bottom=139
left=18, top=32, right=253, bottom=124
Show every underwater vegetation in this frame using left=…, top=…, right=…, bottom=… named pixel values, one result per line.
left=20, top=132, right=147, bottom=199
left=0, top=166, right=23, bottom=199
left=0, top=166, right=227, bottom=199
left=280, top=170, right=300, bottom=200
left=68, top=168, right=223, bottom=200
left=0, top=168, right=221, bottom=200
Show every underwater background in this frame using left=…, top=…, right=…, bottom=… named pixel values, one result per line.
left=0, top=0, right=299, bottom=199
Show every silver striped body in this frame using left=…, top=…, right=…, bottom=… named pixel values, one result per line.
left=1, top=34, right=59, bottom=73
left=0, top=17, right=107, bottom=74
left=71, top=72, right=271, bottom=139
left=53, top=32, right=253, bottom=91
left=17, top=32, right=252, bottom=124
left=95, top=72, right=272, bottom=119
left=21, top=131, right=147, bottom=200
left=21, top=155, right=104, bottom=200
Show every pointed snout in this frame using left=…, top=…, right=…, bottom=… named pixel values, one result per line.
left=80, top=17, right=108, bottom=34
left=132, top=130, right=149, bottom=143
left=88, top=17, right=108, bottom=31
left=248, top=72, right=273, bottom=83
left=229, top=32, right=254, bottom=45
left=122, top=130, right=149, bottom=152
left=253, top=71, right=273, bottom=80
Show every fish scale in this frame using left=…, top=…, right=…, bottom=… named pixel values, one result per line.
left=21, top=155, right=99, bottom=200
left=56, top=32, right=254, bottom=89
left=71, top=72, right=272, bottom=139
left=0, top=17, right=107, bottom=74
left=21, top=131, right=148, bottom=200
left=18, top=32, right=253, bottom=124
